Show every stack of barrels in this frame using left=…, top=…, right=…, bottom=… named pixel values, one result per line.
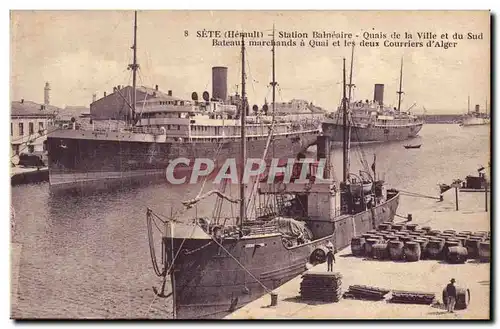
left=350, top=223, right=490, bottom=264
left=300, top=272, right=343, bottom=302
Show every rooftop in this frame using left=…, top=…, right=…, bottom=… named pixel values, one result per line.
left=11, top=100, right=59, bottom=117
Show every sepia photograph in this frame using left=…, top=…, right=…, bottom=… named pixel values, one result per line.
left=9, top=9, right=491, bottom=320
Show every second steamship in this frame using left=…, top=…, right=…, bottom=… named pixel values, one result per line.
left=323, top=56, right=424, bottom=143
left=46, top=12, right=321, bottom=190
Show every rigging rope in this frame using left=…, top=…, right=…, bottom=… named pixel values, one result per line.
left=199, top=222, right=273, bottom=295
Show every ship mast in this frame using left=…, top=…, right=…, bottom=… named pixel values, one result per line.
left=239, top=35, right=247, bottom=230
left=128, top=11, right=139, bottom=125
left=342, top=58, right=349, bottom=183
left=468, top=95, right=470, bottom=114
left=397, top=57, right=404, bottom=112
left=347, top=44, right=355, bottom=104
left=271, top=25, right=277, bottom=115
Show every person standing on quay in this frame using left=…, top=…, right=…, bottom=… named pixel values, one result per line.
left=326, top=248, right=336, bottom=272
left=445, top=278, right=457, bottom=313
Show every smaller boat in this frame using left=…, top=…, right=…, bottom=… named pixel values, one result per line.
left=404, top=144, right=421, bottom=149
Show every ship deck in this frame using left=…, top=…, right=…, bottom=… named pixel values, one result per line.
left=226, top=189, right=490, bottom=320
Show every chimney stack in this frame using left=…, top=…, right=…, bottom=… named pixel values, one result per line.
left=104, top=91, right=107, bottom=97
left=21, top=99, right=24, bottom=104
left=168, top=90, right=172, bottom=96
left=373, top=84, right=385, bottom=106
left=92, top=93, right=97, bottom=103
left=44, top=82, right=51, bottom=105
left=113, top=87, right=117, bottom=93
left=155, top=84, right=159, bottom=91
left=212, top=66, right=228, bottom=101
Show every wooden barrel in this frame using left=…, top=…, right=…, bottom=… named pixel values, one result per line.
left=454, top=236, right=467, bottom=248
left=361, top=233, right=373, bottom=239
left=426, top=239, right=445, bottom=259
left=388, top=240, right=405, bottom=261
left=379, top=230, right=390, bottom=235
left=474, top=230, right=488, bottom=237
left=421, top=226, right=432, bottom=233
left=444, top=240, right=461, bottom=259
left=423, top=235, right=435, bottom=240
left=429, top=230, right=441, bottom=236
left=392, top=224, right=405, bottom=231
left=406, top=223, right=419, bottom=231
left=403, top=241, right=421, bottom=262
left=409, top=234, right=421, bottom=240
left=439, top=233, right=454, bottom=240
left=399, top=236, right=414, bottom=244
left=478, top=241, right=490, bottom=262
left=387, top=236, right=399, bottom=242
left=395, top=231, right=410, bottom=237
left=382, top=233, right=396, bottom=240
left=459, top=230, right=472, bottom=236
left=372, top=243, right=389, bottom=260
left=446, top=246, right=468, bottom=264
left=367, top=230, right=378, bottom=235
left=443, top=229, right=456, bottom=235
left=465, top=238, right=482, bottom=258
left=443, top=287, right=470, bottom=310
left=413, top=238, right=429, bottom=259
left=378, top=223, right=391, bottom=231
left=364, top=238, right=380, bottom=257
left=351, top=236, right=366, bottom=256
left=400, top=229, right=411, bottom=234
left=414, top=229, right=426, bottom=236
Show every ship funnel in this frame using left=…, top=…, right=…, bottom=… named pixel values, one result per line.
left=212, top=66, right=228, bottom=101
left=475, top=104, right=480, bottom=112
left=373, top=84, right=384, bottom=105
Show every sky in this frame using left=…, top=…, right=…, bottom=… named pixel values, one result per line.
left=10, top=10, right=490, bottom=114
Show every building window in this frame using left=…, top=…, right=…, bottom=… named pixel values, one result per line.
left=18, top=123, right=24, bottom=136
left=29, top=122, right=34, bottom=135
left=39, top=122, right=44, bottom=131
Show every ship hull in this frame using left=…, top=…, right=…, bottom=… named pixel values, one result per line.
left=47, top=129, right=319, bottom=191
left=460, top=117, right=490, bottom=126
left=322, top=121, right=423, bottom=143
left=167, top=191, right=399, bottom=319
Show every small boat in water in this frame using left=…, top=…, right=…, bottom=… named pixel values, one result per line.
left=404, top=144, right=421, bottom=149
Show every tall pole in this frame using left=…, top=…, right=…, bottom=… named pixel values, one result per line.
left=129, top=11, right=139, bottom=125
left=347, top=44, right=355, bottom=104
left=239, top=35, right=247, bottom=230
left=170, top=222, right=177, bottom=319
left=342, top=58, right=348, bottom=183
left=455, top=186, right=459, bottom=211
left=485, top=177, right=488, bottom=212
left=271, top=25, right=276, bottom=116
left=397, top=57, right=404, bottom=112
left=467, top=95, right=470, bottom=114
left=271, top=25, right=277, bottom=160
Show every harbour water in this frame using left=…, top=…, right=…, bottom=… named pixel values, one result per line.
left=10, top=124, right=490, bottom=319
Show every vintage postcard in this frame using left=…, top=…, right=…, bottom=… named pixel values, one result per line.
left=10, top=10, right=490, bottom=320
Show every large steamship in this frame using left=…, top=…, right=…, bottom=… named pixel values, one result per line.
left=146, top=46, right=400, bottom=319
left=323, top=55, right=423, bottom=144
left=459, top=97, right=490, bottom=127
left=46, top=13, right=320, bottom=190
